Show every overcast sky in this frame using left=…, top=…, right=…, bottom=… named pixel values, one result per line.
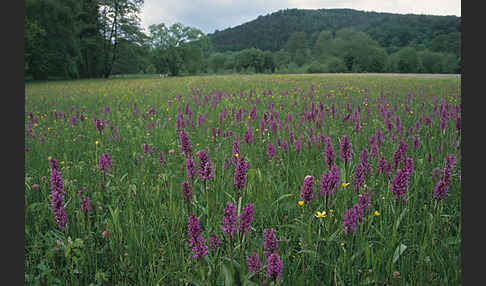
left=139, top=0, right=461, bottom=35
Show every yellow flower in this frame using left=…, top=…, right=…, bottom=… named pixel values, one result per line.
left=235, top=153, right=239, bottom=157
left=95, top=140, right=99, bottom=145
left=60, top=161, right=65, bottom=165
left=315, top=211, right=327, bottom=218
left=298, top=200, right=304, bottom=206
left=374, top=210, right=381, bottom=216
left=342, top=182, right=350, bottom=188
left=255, top=128, right=259, bottom=132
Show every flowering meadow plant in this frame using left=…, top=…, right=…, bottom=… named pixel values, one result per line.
left=25, top=74, right=461, bottom=285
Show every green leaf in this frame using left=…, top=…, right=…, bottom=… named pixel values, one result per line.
left=392, top=243, right=407, bottom=264
left=26, top=202, right=43, bottom=214
left=271, top=193, right=293, bottom=207
left=180, top=275, right=202, bottom=286
left=297, top=249, right=318, bottom=257
left=222, top=262, right=234, bottom=286
left=120, top=172, right=128, bottom=183
left=443, top=237, right=461, bottom=246
left=328, top=229, right=341, bottom=242
left=395, top=207, right=408, bottom=232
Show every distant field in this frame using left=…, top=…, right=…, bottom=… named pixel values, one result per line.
left=25, top=74, right=461, bottom=285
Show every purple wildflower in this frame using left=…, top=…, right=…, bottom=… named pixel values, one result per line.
left=268, top=141, right=276, bottom=160
left=186, top=157, right=196, bottom=179
left=179, top=130, right=193, bottom=157
left=263, top=228, right=279, bottom=257
left=325, top=137, right=335, bottom=169
left=50, top=158, right=67, bottom=229
left=232, top=138, right=241, bottom=166
left=300, top=175, right=315, bottom=204
left=266, top=253, right=283, bottom=281
left=209, top=231, right=222, bottom=250
left=295, top=140, right=302, bottom=153
left=392, top=141, right=408, bottom=170
left=340, top=135, right=353, bottom=164
left=404, top=157, right=414, bottom=175
left=390, top=169, right=410, bottom=202
left=244, top=128, right=254, bottom=144
left=181, top=180, right=193, bottom=203
left=177, top=112, right=185, bottom=130
left=343, top=204, right=359, bottom=234
left=98, top=153, right=112, bottom=172
left=143, top=143, right=150, bottom=154
left=233, top=156, right=248, bottom=195
left=440, top=109, right=448, bottom=132
left=221, top=202, right=237, bottom=239
left=239, top=203, right=255, bottom=236
left=440, top=154, right=456, bottom=185
left=360, top=148, right=372, bottom=176
left=433, top=179, right=449, bottom=200
left=197, top=149, right=213, bottom=181
left=81, top=196, right=92, bottom=214
left=223, top=157, right=231, bottom=170
left=320, top=165, right=340, bottom=196
left=414, top=135, right=420, bottom=149
left=358, top=190, right=373, bottom=212
left=246, top=252, right=262, bottom=273
left=187, top=214, right=208, bottom=259
left=376, top=129, right=383, bottom=146
left=96, top=119, right=104, bottom=134
left=352, top=163, right=366, bottom=191
left=343, top=190, right=373, bottom=234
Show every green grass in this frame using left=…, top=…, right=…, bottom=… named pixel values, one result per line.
left=25, top=74, right=461, bottom=285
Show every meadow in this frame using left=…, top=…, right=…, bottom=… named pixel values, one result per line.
left=25, top=73, right=461, bottom=285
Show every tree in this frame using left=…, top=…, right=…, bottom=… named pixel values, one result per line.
left=25, top=0, right=83, bottom=80
left=209, top=53, right=226, bottom=73
left=234, top=48, right=265, bottom=73
left=284, top=31, right=308, bottom=65
left=329, top=28, right=386, bottom=72
left=148, top=22, right=204, bottom=76
left=431, top=32, right=461, bottom=57
left=78, top=0, right=104, bottom=78
left=24, top=16, right=46, bottom=76
left=273, top=50, right=291, bottom=70
left=441, top=53, right=460, bottom=74
left=263, top=50, right=276, bottom=73
left=312, top=30, right=333, bottom=60
left=395, top=46, right=421, bottom=73
left=99, top=0, right=145, bottom=78
left=419, top=50, right=443, bottom=73
left=325, top=57, right=347, bottom=73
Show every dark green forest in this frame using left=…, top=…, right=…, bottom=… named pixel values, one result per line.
left=25, top=1, right=461, bottom=80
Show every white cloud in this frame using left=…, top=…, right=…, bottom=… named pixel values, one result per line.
left=139, top=0, right=461, bottom=34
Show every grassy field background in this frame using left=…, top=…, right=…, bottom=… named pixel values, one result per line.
left=25, top=73, right=461, bottom=285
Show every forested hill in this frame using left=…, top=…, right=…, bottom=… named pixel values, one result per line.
left=208, top=8, right=461, bottom=54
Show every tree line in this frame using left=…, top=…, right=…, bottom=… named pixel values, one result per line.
left=25, top=2, right=460, bottom=80
left=213, top=28, right=460, bottom=74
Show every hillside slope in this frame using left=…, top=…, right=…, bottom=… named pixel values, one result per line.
left=208, top=8, right=460, bottom=53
